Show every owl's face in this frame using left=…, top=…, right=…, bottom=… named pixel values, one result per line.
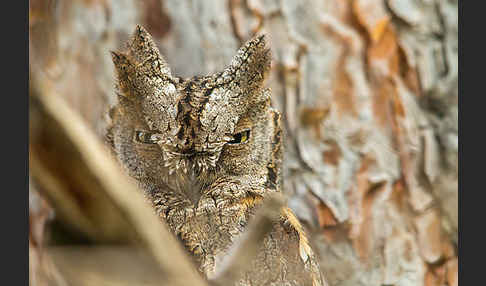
left=109, top=26, right=281, bottom=204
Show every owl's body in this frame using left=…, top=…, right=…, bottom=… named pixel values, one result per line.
left=108, top=25, right=325, bottom=286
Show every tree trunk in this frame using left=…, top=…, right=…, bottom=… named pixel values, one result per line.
left=29, top=0, right=458, bottom=285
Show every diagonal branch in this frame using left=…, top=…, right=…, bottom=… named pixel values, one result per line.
left=29, top=72, right=208, bottom=286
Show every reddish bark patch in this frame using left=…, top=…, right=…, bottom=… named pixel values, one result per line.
left=142, top=0, right=171, bottom=39
left=300, top=107, right=330, bottom=127
left=352, top=0, right=390, bottom=43
left=371, top=78, right=395, bottom=128
left=316, top=202, right=338, bottom=228
left=333, top=56, right=357, bottom=118
left=323, top=140, right=341, bottom=166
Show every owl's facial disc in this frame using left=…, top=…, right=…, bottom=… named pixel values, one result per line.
left=133, top=109, right=252, bottom=176
left=111, top=25, right=274, bottom=199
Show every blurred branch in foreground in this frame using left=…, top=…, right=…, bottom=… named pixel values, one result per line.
left=29, top=72, right=207, bottom=286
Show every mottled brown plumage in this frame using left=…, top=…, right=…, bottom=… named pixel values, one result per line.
left=107, top=25, right=326, bottom=286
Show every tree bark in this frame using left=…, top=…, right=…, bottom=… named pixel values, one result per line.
left=29, top=0, right=458, bottom=285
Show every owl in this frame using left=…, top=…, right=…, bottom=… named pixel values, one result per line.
left=107, top=25, right=326, bottom=286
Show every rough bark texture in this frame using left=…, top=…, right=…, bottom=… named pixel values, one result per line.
left=29, top=1, right=458, bottom=286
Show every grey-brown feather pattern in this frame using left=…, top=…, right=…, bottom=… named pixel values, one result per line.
left=107, top=25, right=326, bottom=286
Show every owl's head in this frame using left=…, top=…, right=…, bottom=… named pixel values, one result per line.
left=109, top=25, right=281, bottom=202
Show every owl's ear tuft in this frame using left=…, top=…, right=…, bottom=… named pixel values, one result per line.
left=226, top=34, right=271, bottom=93
left=110, top=51, right=137, bottom=99
left=110, top=50, right=130, bottom=68
left=127, top=25, right=172, bottom=78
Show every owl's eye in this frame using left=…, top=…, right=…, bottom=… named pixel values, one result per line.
left=134, top=131, right=160, bottom=144
left=228, top=130, right=250, bottom=145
